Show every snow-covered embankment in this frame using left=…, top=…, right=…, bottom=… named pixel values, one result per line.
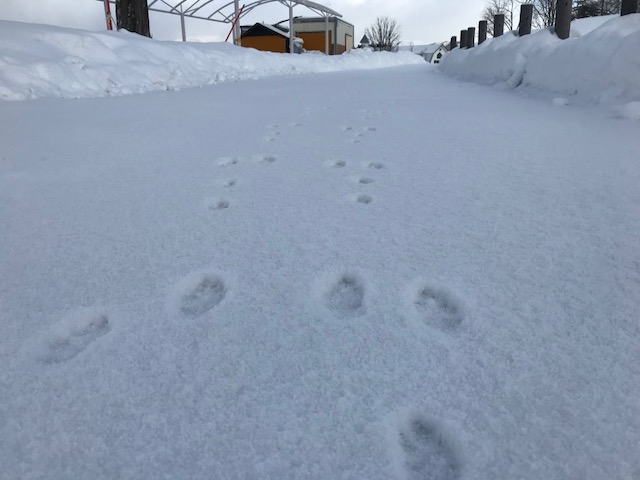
left=0, top=20, right=423, bottom=101
left=440, top=14, right=640, bottom=119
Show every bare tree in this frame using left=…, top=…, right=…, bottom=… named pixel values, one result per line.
left=531, top=0, right=557, bottom=27
left=482, top=0, right=515, bottom=34
left=364, top=17, right=402, bottom=52
left=116, top=0, right=151, bottom=37
left=598, top=0, right=622, bottom=14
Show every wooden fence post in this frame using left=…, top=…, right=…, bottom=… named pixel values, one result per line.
left=494, top=14, right=505, bottom=37
left=450, top=36, right=458, bottom=49
left=460, top=29, right=468, bottom=48
left=555, top=0, right=572, bottom=39
left=519, top=3, right=534, bottom=36
left=479, top=20, right=488, bottom=44
left=621, top=0, right=637, bottom=15
left=467, top=27, right=476, bottom=48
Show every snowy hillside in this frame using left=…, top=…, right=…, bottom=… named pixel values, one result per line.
left=1, top=17, right=640, bottom=480
left=0, top=20, right=422, bottom=101
left=440, top=14, right=640, bottom=118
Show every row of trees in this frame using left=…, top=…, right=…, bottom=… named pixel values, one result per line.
left=482, top=0, right=626, bottom=34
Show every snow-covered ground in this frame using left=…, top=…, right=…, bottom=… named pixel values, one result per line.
left=1, top=19, right=640, bottom=480
left=440, top=14, right=640, bottom=119
left=0, top=20, right=422, bottom=101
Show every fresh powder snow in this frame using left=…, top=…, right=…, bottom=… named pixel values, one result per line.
left=1, top=16, right=639, bottom=480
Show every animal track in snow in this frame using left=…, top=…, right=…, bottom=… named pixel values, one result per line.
left=218, top=156, right=239, bottom=166
left=357, top=177, right=375, bottom=185
left=221, top=179, right=236, bottom=188
left=399, top=416, right=461, bottom=480
left=340, top=125, right=354, bottom=131
left=174, top=272, right=226, bottom=317
left=323, top=273, right=365, bottom=317
left=255, top=154, right=277, bottom=164
left=325, top=159, right=346, bottom=168
left=206, top=198, right=230, bottom=210
left=356, top=194, right=373, bottom=204
left=412, top=286, right=464, bottom=331
left=36, top=308, right=110, bottom=364
left=364, top=126, right=377, bottom=132
left=366, top=161, right=385, bottom=170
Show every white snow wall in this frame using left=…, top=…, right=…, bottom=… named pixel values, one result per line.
left=0, top=20, right=423, bottom=102
left=439, top=14, right=640, bottom=108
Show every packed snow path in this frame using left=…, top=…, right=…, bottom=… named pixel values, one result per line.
left=1, top=64, right=639, bottom=480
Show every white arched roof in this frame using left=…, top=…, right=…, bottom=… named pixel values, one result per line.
left=145, top=0, right=341, bottom=23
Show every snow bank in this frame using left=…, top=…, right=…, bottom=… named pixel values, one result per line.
left=440, top=14, right=640, bottom=113
left=0, top=20, right=423, bottom=101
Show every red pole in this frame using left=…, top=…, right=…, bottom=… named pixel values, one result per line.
left=103, top=0, right=114, bottom=30
left=225, top=4, right=245, bottom=42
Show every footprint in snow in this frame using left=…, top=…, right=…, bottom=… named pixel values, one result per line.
left=355, top=177, right=375, bottom=185
left=323, top=273, right=366, bottom=317
left=173, top=271, right=226, bottom=317
left=412, top=285, right=464, bottom=331
left=364, top=126, right=377, bottom=132
left=356, top=194, right=373, bottom=204
left=367, top=161, right=385, bottom=170
left=326, top=159, right=347, bottom=168
left=205, top=198, right=230, bottom=210
left=221, top=179, right=236, bottom=188
left=35, top=308, right=110, bottom=364
left=340, top=125, right=354, bottom=131
left=399, top=415, right=461, bottom=480
left=218, top=156, right=239, bottom=166
left=254, top=154, right=277, bottom=164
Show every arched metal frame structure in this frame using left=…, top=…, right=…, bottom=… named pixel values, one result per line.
left=100, top=0, right=341, bottom=53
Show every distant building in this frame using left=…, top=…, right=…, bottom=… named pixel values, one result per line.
left=419, top=43, right=448, bottom=63
left=240, top=17, right=354, bottom=55
left=358, top=34, right=370, bottom=49
left=398, top=42, right=448, bottom=64
left=240, top=23, right=303, bottom=53
left=293, top=17, right=354, bottom=54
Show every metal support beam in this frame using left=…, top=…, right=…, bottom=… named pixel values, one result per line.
left=180, top=5, right=187, bottom=41
left=289, top=3, right=294, bottom=53
left=325, top=15, right=329, bottom=54
left=233, top=0, right=240, bottom=44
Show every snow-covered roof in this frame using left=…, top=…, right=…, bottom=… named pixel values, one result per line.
left=257, top=22, right=291, bottom=38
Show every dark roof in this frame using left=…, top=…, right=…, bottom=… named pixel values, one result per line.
left=241, top=23, right=290, bottom=38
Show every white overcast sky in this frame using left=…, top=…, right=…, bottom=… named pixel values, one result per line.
left=0, top=0, right=494, bottom=45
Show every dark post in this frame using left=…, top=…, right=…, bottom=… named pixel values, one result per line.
left=621, top=0, right=637, bottom=14
left=460, top=29, right=468, bottom=48
left=116, top=0, right=151, bottom=37
left=555, top=0, right=572, bottom=39
left=519, top=3, right=534, bottom=36
left=450, top=36, right=458, bottom=49
left=494, top=14, right=505, bottom=36
left=467, top=27, right=476, bottom=48
left=479, top=20, right=488, bottom=44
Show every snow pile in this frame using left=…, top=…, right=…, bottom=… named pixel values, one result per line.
left=0, top=20, right=423, bottom=101
left=440, top=14, right=640, bottom=115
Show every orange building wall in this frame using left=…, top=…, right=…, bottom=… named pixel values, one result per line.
left=298, top=32, right=332, bottom=53
left=241, top=36, right=287, bottom=53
